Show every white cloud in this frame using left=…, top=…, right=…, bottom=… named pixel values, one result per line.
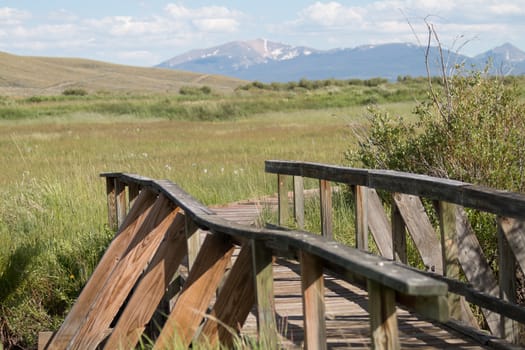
left=192, top=18, right=238, bottom=32
left=164, top=3, right=242, bottom=32
left=0, top=7, right=31, bottom=24
left=300, top=2, right=363, bottom=26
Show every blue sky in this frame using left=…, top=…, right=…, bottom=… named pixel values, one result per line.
left=1, top=1, right=524, bottom=66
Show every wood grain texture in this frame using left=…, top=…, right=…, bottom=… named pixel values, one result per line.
left=393, top=193, right=442, bottom=274
left=199, top=243, right=255, bottom=347
left=368, top=280, right=400, bottom=350
left=46, top=189, right=158, bottom=350
left=69, top=196, right=180, bottom=349
left=294, top=176, right=305, bottom=229
left=354, top=185, right=368, bottom=251
left=102, top=210, right=187, bottom=350
left=367, top=189, right=393, bottom=259
left=153, top=233, right=235, bottom=349
left=301, top=251, right=327, bottom=350
left=320, top=179, right=333, bottom=239
left=278, top=174, right=289, bottom=226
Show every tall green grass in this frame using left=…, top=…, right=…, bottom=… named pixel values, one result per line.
left=0, top=80, right=419, bottom=348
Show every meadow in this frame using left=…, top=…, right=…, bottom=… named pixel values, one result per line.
left=0, top=78, right=424, bottom=348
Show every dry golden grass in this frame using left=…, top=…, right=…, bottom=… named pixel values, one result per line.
left=0, top=52, right=244, bottom=96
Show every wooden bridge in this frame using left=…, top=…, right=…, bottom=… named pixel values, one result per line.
left=39, top=161, right=525, bottom=349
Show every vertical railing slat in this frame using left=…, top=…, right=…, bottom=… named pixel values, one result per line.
left=320, top=179, right=333, bottom=239
left=115, top=179, right=127, bottom=229
left=106, top=177, right=117, bottom=232
left=252, top=240, right=277, bottom=348
left=354, top=185, right=368, bottom=251
left=391, top=194, right=407, bottom=264
left=301, top=250, right=327, bottom=350
left=368, top=280, right=400, bottom=350
left=278, top=174, right=289, bottom=226
left=294, top=176, right=305, bottom=229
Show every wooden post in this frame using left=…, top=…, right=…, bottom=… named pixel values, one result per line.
left=294, top=176, right=305, bottom=229
left=252, top=239, right=277, bottom=348
left=437, top=201, right=463, bottom=321
left=497, top=221, right=518, bottom=343
left=106, top=177, right=117, bottom=232
left=368, top=280, right=400, bottom=350
left=128, top=182, right=140, bottom=208
left=320, top=179, right=333, bottom=239
left=185, top=216, right=200, bottom=270
left=300, top=251, right=327, bottom=350
left=154, top=233, right=235, bottom=349
left=354, top=185, right=368, bottom=251
left=115, top=179, right=127, bottom=229
left=278, top=174, right=289, bottom=226
left=391, top=195, right=407, bottom=264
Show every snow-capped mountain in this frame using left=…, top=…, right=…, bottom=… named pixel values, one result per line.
left=157, top=40, right=525, bottom=82
left=158, top=38, right=319, bottom=72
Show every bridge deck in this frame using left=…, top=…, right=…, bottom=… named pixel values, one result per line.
left=210, top=200, right=493, bottom=349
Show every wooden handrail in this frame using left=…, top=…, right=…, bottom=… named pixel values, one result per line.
left=265, top=160, right=525, bottom=345
left=43, top=171, right=448, bottom=350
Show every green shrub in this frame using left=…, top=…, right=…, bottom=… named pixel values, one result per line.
left=62, top=88, right=88, bottom=96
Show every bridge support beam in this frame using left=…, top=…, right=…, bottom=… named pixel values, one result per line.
left=368, top=280, right=400, bottom=350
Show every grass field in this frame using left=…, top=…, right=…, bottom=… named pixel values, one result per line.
left=0, top=71, right=422, bottom=348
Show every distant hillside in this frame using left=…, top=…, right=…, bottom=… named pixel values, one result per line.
left=0, top=52, right=244, bottom=96
left=158, top=39, right=525, bottom=82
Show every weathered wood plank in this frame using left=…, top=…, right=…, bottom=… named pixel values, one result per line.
left=198, top=243, right=255, bottom=347
left=320, top=179, right=333, bottom=239
left=455, top=207, right=500, bottom=336
left=294, top=176, right=305, bottom=229
left=498, top=217, right=525, bottom=280
left=437, top=201, right=478, bottom=327
left=128, top=182, right=140, bottom=208
left=116, top=179, right=127, bottom=229
left=354, top=185, right=368, bottom=251
left=106, top=176, right=117, bottom=231
left=391, top=196, right=407, bottom=264
left=278, top=174, right=289, bottom=226
left=300, top=251, right=327, bottom=350
left=69, top=196, right=180, bottom=349
left=153, top=233, right=235, bottom=349
left=393, top=193, right=442, bottom=274
left=367, top=189, right=393, bottom=259
left=185, top=216, right=200, bottom=270
left=46, top=189, right=158, bottom=350
left=102, top=211, right=188, bottom=350
left=497, top=222, right=519, bottom=343
left=252, top=239, right=278, bottom=348
left=368, top=280, right=400, bottom=350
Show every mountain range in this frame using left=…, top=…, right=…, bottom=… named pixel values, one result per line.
left=157, top=39, right=525, bottom=82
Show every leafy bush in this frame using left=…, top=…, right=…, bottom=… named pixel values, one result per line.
left=62, top=88, right=88, bottom=96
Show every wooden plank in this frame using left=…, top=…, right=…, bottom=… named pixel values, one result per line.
left=185, top=216, right=200, bottom=270
left=294, top=176, right=305, bottom=229
left=252, top=239, right=278, bottom=348
left=278, top=174, right=289, bottom=226
left=354, top=185, right=368, bottom=251
left=116, top=179, right=127, bottom=229
left=455, top=207, right=501, bottom=337
left=102, top=211, right=187, bottom=350
left=367, top=189, right=393, bottom=259
left=437, top=201, right=478, bottom=327
left=300, top=251, right=327, bottom=350
left=38, top=331, right=53, bottom=350
left=128, top=182, right=140, bottom=208
left=368, top=280, right=400, bottom=350
left=320, top=179, right=333, bottom=239
left=391, top=195, right=407, bottom=264
left=498, top=217, right=525, bottom=280
left=198, top=243, right=255, bottom=347
left=497, top=222, right=518, bottom=343
left=106, top=176, right=117, bottom=231
left=46, top=189, right=158, bottom=350
left=393, top=193, right=442, bottom=274
left=68, top=196, right=180, bottom=349
left=153, top=233, right=235, bottom=349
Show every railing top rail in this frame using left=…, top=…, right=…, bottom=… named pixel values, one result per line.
left=100, top=172, right=447, bottom=297
left=265, top=160, right=525, bottom=219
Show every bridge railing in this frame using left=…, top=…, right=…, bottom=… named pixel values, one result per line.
left=265, top=160, right=525, bottom=344
left=42, top=171, right=448, bottom=350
